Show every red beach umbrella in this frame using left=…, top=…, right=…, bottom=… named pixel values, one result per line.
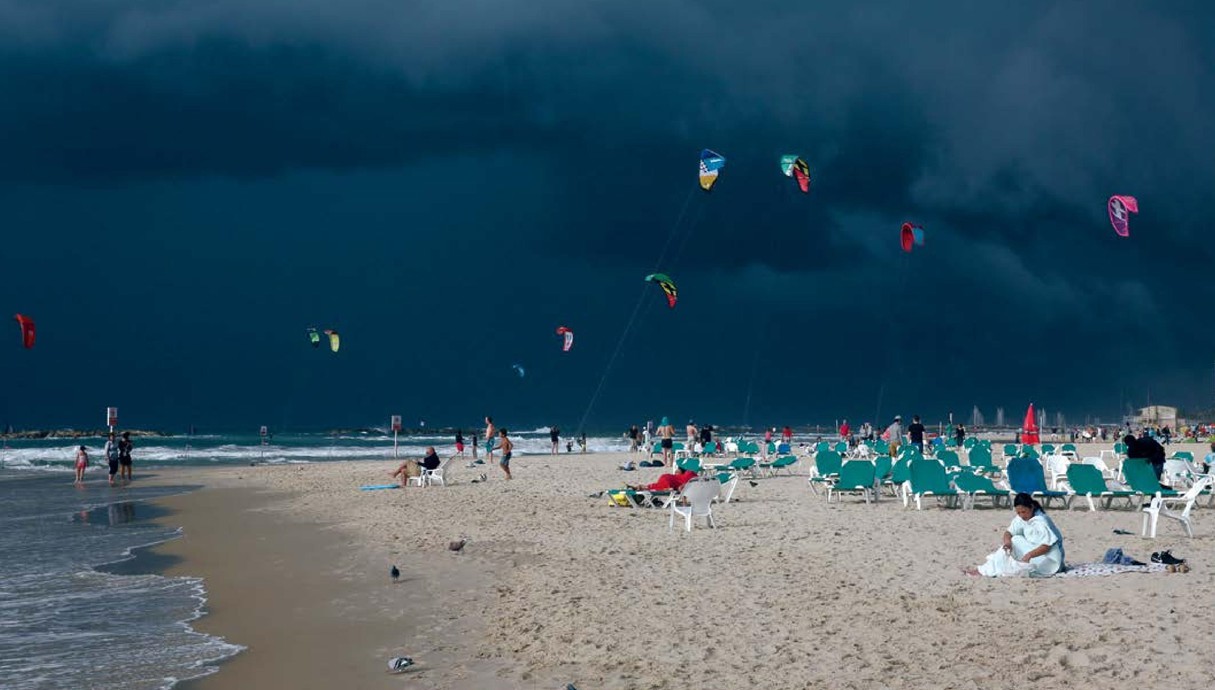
left=1021, top=403, right=1040, bottom=445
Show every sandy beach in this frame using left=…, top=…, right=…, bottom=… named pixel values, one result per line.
left=144, top=445, right=1215, bottom=689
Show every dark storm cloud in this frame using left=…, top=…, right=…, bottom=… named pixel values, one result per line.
left=2, top=0, right=1214, bottom=427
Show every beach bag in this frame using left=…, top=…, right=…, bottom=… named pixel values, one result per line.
left=1102, top=548, right=1145, bottom=566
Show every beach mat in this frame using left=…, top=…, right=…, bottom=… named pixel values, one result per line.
left=360, top=484, right=400, bottom=491
left=1053, top=562, right=1169, bottom=578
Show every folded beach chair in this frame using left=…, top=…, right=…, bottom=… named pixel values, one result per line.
left=807, top=450, right=843, bottom=494
left=952, top=471, right=1006, bottom=510
left=1142, top=476, right=1213, bottom=538
left=669, top=478, right=720, bottom=532
left=907, top=459, right=959, bottom=510
left=827, top=461, right=877, bottom=503
left=1063, top=463, right=1135, bottom=512
left=1005, top=456, right=1066, bottom=507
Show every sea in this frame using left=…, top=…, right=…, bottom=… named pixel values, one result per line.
left=0, top=428, right=628, bottom=689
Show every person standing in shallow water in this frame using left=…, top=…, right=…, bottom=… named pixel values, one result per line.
left=105, top=433, right=120, bottom=486
left=549, top=426, right=560, bottom=455
left=497, top=429, right=513, bottom=480
left=118, top=431, right=134, bottom=484
left=74, top=445, right=89, bottom=485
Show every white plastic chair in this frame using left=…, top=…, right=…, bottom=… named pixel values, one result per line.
left=1142, top=477, right=1213, bottom=538
left=412, top=456, right=455, bottom=487
left=1044, top=454, right=1071, bottom=489
left=669, top=478, right=720, bottom=531
left=1083, top=456, right=1116, bottom=480
left=1161, top=459, right=1193, bottom=489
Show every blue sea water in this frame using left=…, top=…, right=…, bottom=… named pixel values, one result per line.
left=0, top=474, right=242, bottom=689
left=0, top=429, right=630, bottom=474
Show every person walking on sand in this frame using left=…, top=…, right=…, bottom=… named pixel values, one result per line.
left=74, top=445, right=89, bottom=485
left=484, top=416, right=496, bottom=464
left=884, top=416, right=903, bottom=457
left=455, top=429, right=465, bottom=457
left=657, top=417, right=676, bottom=466
left=118, top=431, right=134, bottom=484
left=908, top=415, right=926, bottom=454
left=686, top=420, right=698, bottom=448
left=105, top=433, right=120, bottom=486
left=549, top=426, right=560, bottom=455
left=497, top=429, right=513, bottom=480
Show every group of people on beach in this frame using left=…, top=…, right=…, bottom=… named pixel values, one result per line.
left=73, top=431, right=134, bottom=486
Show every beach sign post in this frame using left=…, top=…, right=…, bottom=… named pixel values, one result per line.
left=106, top=407, right=118, bottom=434
left=391, top=415, right=402, bottom=458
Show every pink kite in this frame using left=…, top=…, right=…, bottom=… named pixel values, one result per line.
left=555, top=326, right=573, bottom=352
left=13, top=314, right=34, bottom=349
left=1108, top=195, right=1138, bottom=237
left=900, top=222, right=924, bottom=253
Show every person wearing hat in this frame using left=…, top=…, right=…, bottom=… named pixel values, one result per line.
left=657, top=417, right=676, bottom=466
left=885, top=416, right=903, bottom=457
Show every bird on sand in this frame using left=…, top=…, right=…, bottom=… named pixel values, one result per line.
left=390, top=565, right=400, bottom=582
left=448, top=539, right=466, bottom=552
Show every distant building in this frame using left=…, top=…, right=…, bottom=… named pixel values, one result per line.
left=1127, top=405, right=1180, bottom=430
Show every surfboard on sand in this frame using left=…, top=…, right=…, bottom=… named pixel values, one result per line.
left=360, top=484, right=400, bottom=491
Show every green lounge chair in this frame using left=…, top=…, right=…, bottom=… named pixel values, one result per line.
left=807, top=450, right=843, bottom=494
left=1122, top=458, right=1178, bottom=499
left=936, top=449, right=963, bottom=473
left=952, top=472, right=1007, bottom=510
left=1063, top=463, right=1135, bottom=511
left=907, top=459, right=959, bottom=510
left=888, top=457, right=911, bottom=503
left=760, top=455, right=798, bottom=477
left=827, top=461, right=877, bottom=503
left=966, top=446, right=998, bottom=475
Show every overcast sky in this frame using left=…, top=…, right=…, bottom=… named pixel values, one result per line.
left=2, top=1, right=1213, bottom=432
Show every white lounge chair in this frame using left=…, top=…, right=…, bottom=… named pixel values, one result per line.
left=669, top=478, right=720, bottom=532
left=1142, top=477, right=1214, bottom=538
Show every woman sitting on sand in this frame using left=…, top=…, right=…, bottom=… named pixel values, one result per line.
left=966, top=493, right=1065, bottom=578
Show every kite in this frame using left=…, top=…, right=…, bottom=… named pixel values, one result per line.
left=512, top=363, right=525, bottom=378
left=323, top=329, right=340, bottom=353
left=1108, top=195, right=1138, bottom=237
left=556, top=326, right=574, bottom=352
left=645, top=273, right=678, bottom=308
left=698, top=149, right=726, bottom=192
left=780, top=155, right=810, bottom=193
left=307, top=327, right=321, bottom=348
left=900, top=222, right=925, bottom=253
left=13, top=314, right=34, bottom=349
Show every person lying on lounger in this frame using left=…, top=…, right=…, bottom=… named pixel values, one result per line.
left=965, top=493, right=1065, bottom=578
left=626, top=469, right=698, bottom=493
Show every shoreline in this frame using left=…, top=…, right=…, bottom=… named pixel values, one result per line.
left=133, top=446, right=1215, bottom=689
